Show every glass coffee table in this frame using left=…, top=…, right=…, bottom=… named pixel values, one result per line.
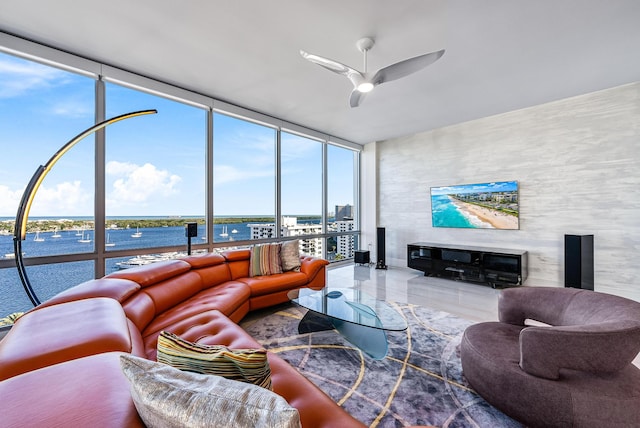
left=288, top=287, right=408, bottom=359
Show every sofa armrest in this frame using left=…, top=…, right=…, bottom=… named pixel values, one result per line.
left=0, top=352, right=144, bottom=427
left=499, top=287, right=580, bottom=326
left=0, top=298, right=134, bottom=381
left=299, top=256, right=329, bottom=283
left=519, top=321, right=640, bottom=379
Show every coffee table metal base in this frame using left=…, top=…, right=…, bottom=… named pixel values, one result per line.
left=298, top=310, right=388, bottom=359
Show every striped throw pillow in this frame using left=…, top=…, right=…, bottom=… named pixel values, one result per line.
left=157, top=331, right=272, bottom=390
left=250, top=243, right=283, bottom=277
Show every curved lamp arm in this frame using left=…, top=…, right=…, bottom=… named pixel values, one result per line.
left=13, top=109, right=157, bottom=306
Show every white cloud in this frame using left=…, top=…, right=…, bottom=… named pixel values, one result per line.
left=32, top=180, right=91, bottom=215
left=106, top=161, right=181, bottom=207
left=0, top=185, right=22, bottom=216
left=0, top=58, right=68, bottom=99
left=1, top=180, right=92, bottom=217
left=1, top=162, right=183, bottom=216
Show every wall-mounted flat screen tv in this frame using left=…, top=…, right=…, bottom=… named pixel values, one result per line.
left=431, top=181, right=519, bottom=229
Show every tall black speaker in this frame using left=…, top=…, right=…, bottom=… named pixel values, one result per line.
left=564, top=234, right=594, bottom=290
left=375, top=227, right=387, bottom=270
left=185, top=222, right=198, bottom=238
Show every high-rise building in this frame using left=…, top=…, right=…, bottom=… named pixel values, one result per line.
left=248, top=217, right=323, bottom=257
left=335, top=220, right=355, bottom=259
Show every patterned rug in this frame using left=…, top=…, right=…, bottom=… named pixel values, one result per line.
left=241, top=302, right=522, bottom=428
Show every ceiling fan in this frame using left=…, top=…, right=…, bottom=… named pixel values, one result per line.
left=300, top=37, right=445, bottom=108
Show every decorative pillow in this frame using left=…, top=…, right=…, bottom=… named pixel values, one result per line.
left=280, top=240, right=301, bottom=272
left=250, top=243, right=283, bottom=277
left=120, top=355, right=301, bottom=428
left=157, top=331, right=272, bottom=390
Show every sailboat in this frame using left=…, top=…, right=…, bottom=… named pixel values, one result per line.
left=131, top=227, right=142, bottom=238
left=33, top=231, right=45, bottom=242
left=78, top=231, right=91, bottom=243
left=105, top=233, right=115, bottom=247
left=51, top=227, right=62, bottom=238
left=219, top=225, right=228, bottom=238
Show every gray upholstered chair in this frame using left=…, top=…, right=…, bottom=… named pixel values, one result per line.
left=460, top=287, right=640, bottom=428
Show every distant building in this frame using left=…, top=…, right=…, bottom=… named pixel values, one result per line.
left=248, top=217, right=323, bottom=257
left=334, top=204, right=353, bottom=221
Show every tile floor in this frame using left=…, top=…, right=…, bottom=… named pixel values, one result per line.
left=327, top=262, right=640, bottom=367
left=327, top=263, right=502, bottom=322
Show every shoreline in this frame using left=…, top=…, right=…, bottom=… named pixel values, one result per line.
left=0, top=216, right=325, bottom=235
left=450, top=198, right=518, bottom=229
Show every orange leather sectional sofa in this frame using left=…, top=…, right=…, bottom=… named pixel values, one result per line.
left=0, top=249, right=366, bottom=427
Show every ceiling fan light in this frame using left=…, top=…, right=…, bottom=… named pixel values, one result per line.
left=357, top=82, right=374, bottom=93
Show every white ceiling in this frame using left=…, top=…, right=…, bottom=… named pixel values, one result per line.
left=1, top=0, right=639, bottom=145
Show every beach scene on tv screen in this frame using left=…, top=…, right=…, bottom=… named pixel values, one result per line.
left=431, top=181, right=519, bottom=229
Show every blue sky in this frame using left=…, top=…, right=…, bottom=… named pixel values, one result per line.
left=0, top=52, right=354, bottom=217
left=430, top=181, right=518, bottom=196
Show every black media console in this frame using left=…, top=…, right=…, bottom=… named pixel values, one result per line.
left=407, top=242, right=528, bottom=288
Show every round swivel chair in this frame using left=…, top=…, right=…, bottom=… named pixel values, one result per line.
left=461, top=287, right=640, bottom=428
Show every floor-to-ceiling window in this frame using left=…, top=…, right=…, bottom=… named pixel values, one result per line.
left=213, top=112, right=276, bottom=243
left=0, top=51, right=95, bottom=315
left=104, top=83, right=206, bottom=271
left=280, top=131, right=324, bottom=256
left=327, top=144, right=357, bottom=261
left=0, top=34, right=362, bottom=319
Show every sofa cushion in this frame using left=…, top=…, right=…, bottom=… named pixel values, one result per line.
left=222, top=249, right=252, bottom=262
left=240, top=271, right=309, bottom=297
left=107, top=259, right=192, bottom=287
left=280, top=240, right=301, bottom=272
left=140, top=281, right=250, bottom=336
left=225, top=251, right=252, bottom=279
left=182, top=252, right=227, bottom=269
left=157, top=331, right=272, bottom=389
left=120, top=355, right=301, bottom=428
left=36, top=277, right=141, bottom=309
left=0, top=297, right=133, bottom=381
left=122, top=291, right=157, bottom=332
left=141, top=310, right=263, bottom=360
left=190, top=262, right=233, bottom=289
left=250, top=243, right=283, bottom=276
left=140, top=271, right=204, bottom=314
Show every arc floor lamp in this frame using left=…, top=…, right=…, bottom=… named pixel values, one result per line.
left=13, top=109, right=157, bottom=306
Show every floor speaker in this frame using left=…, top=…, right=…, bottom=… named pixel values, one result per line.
left=185, top=222, right=198, bottom=238
left=564, top=234, right=594, bottom=290
left=354, top=250, right=370, bottom=265
left=376, top=227, right=387, bottom=269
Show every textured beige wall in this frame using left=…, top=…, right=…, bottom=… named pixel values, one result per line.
left=375, top=82, right=640, bottom=301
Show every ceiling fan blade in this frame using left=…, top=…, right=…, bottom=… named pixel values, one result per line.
left=349, top=89, right=367, bottom=108
left=372, top=49, right=445, bottom=86
left=300, top=50, right=362, bottom=80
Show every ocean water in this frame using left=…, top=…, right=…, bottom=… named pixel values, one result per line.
left=0, top=222, right=255, bottom=316
left=431, top=195, right=475, bottom=228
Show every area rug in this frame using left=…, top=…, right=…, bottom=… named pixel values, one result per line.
left=241, top=302, right=522, bottom=428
